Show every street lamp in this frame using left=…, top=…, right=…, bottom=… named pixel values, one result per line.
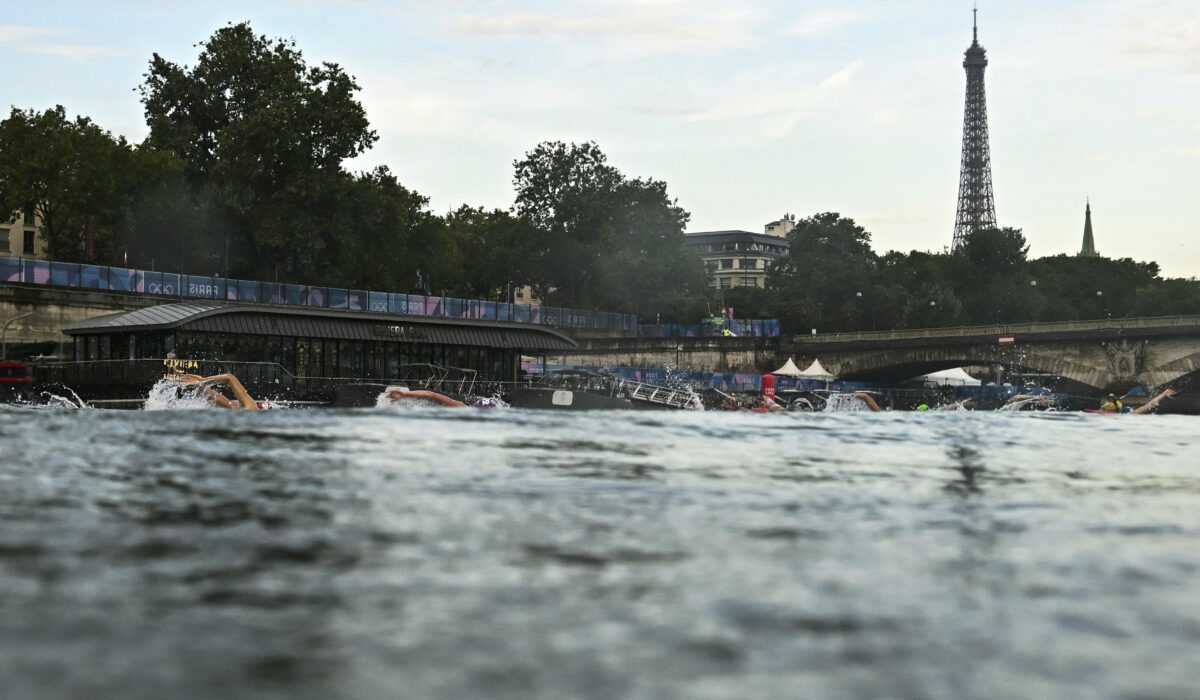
left=1096, top=290, right=1103, bottom=317
left=1, top=311, right=33, bottom=361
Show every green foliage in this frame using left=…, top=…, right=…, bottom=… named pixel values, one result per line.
left=441, top=206, right=540, bottom=301
left=138, top=22, right=380, bottom=281
left=768, top=213, right=877, bottom=332
left=512, top=141, right=708, bottom=312
left=758, top=213, right=1191, bottom=332
left=0, top=106, right=147, bottom=262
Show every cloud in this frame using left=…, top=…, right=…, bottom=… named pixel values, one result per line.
left=449, top=7, right=758, bottom=53
left=22, top=44, right=129, bottom=59
left=0, top=25, right=125, bottom=61
left=785, top=10, right=865, bottom=38
left=655, top=59, right=865, bottom=140
left=1111, top=2, right=1200, bottom=73
left=0, top=26, right=61, bottom=43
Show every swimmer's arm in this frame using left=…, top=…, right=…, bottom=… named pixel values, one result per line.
left=199, top=373, right=258, bottom=410
left=387, top=389, right=466, bottom=407
left=1131, top=389, right=1176, bottom=415
left=851, top=392, right=884, bottom=412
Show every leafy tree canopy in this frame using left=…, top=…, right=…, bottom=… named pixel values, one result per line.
left=138, top=22, right=381, bottom=280
left=512, top=141, right=705, bottom=311
left=0, top=105, right=156, bottom=262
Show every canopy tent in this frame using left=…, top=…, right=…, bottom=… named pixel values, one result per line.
left=916, top=367, right=981, bottom=386
left=771, top=357, right=805, bottom=377
left=797, top=359, right=835, bottom=381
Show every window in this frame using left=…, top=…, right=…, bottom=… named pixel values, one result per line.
left=23, top=207, right=34, bottom=226
left=23, top=230, right=35, bottom=254
left=738, top=259, right=756, bottom=269
left=0, top=228, right=8, bottom=252
left=720, top=277, right=732, bottom=289
left=741, top=277, right=757, bottom=287
left=719, top=259, right=733, bottom=269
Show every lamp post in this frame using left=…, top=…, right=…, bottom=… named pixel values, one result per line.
left=1096, top=290, right=1103, bottom=318
left=1, top=311, right=33, bottom=361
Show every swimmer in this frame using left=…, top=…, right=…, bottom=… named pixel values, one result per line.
left=761, top=396, right=786, bottom=413
left=386, top=389, right=501, bottom=409
left=1129, top=388, right=1177, bottom=415
left=1003, top=394, right=1053, bottom=408
left=387, top=389, right=467, bottom=407
left=176, top=373, right=269, bottom=410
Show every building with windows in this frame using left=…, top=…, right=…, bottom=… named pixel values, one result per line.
left=0, top=208, right=46, bottom=259
left=683, top=215, right=793, bottom=290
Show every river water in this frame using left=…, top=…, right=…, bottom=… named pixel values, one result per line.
left=1, top=403, right=1198, bottom=700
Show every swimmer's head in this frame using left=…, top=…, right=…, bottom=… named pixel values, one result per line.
left=472, top=397, right=499, bottom=409
left=257, top=401, right=279, bottom=410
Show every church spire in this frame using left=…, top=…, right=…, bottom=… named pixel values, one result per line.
left=1080, top=199, right=1098, bottom=257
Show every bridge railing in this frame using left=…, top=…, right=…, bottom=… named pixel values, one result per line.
left=0, top=256, right=637, bottom=335
left=794, top=315, right=1200, bottom=344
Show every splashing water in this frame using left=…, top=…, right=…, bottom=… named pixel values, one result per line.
left=996, top=396, right=1054, bottom=412
left=824, top=392, right=876, bottom=412
left=142, top=379, right=215, bottom=411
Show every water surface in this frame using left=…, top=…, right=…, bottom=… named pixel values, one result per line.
left=2, top=406, right=1198, bottom=699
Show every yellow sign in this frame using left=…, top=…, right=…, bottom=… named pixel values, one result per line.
left=163, top=358, right=199, bottom=379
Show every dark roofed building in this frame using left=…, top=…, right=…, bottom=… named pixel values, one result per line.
left=46, top=302, right=577, bottom=404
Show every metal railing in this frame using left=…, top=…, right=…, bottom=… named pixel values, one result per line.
left=0, top=255, right=637, bottom=335
left=793, top=315, right=1200, bottom=344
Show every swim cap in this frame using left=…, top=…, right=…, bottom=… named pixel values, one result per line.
left=257, top=401, right=279, bottom=410
left=472, top=397, right=499, bottom=409
left=916, top=404, right=930, bottom=411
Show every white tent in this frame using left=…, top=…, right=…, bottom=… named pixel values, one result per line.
left=797, top=359, right=835, bottom=381
left=916, top=367, right=981, bottom=386
left=771, top=357, right=805, bottom=377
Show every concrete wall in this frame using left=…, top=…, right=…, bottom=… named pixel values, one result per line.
left=546, top=336, right=780, bottom=373
left=1, top=284, right=160, bottom=357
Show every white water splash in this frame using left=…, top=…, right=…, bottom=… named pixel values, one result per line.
left=823, top=393, right=875, bottom=412
left=996, top=396, right=1054, bottom=412
left=13, top=387, right=91, bottom=409
left=143, top=379, right=215, bottom=411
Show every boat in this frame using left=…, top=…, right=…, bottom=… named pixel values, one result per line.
left=509, top=369, right=700, bottom=410
left=508, top=370, right=634, bottom=410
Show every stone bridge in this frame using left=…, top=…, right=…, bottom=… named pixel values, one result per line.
left=781, top=316, right=1200, bottom=394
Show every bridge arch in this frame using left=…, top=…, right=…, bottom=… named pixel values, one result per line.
left=824, top=345, right=1109, bottom=390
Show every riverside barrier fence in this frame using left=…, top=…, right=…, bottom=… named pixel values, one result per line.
left=1, top=256, right=637, bottom=335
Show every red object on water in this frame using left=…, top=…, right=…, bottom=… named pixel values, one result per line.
left=761, top=374, right=775, bottom=399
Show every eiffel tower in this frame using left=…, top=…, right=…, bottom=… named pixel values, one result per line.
left=951, top=8, right=997, bottom=252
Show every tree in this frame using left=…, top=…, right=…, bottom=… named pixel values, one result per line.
left=901, top=283, right=968, bottom=328
left=138, top=22, right=378, bottom=280
left=511, top=141, right=705, bottom=311
left=956, top=227, right=1040, bottom=322
left=310, top=166, right=435, bottom=292
left=0, top=106, right=144, bottom=262
left=769, top=212, right=877, bottom=332
left=594, top=177, right=709, bottom=314
left=442, top=206, right=540, bottom=301
left=512, top=141, right=620, bottom=305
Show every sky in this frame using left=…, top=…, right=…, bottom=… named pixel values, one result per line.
left=3, top=0, right=1199, bottom=276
